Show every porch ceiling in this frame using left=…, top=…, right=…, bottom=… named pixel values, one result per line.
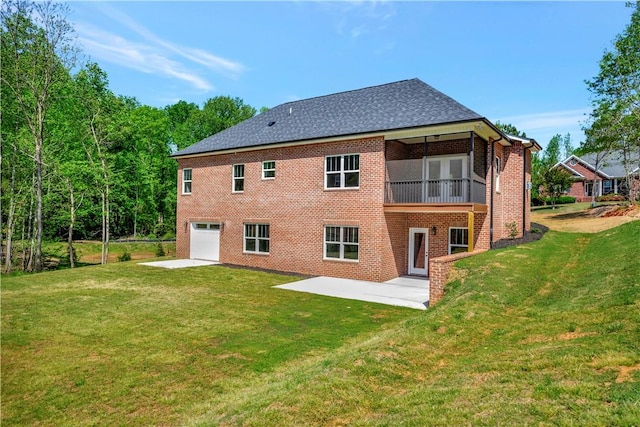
left=383, top=203, right=488, bottom=214
left=384, top=119, right=507, bottom=146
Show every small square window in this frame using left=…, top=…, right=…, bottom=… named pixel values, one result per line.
left=244, top=223, right=269, bottom=254
left=324, top=226, right=359, bottom=261
left=262, top=161, right=276, bottom=179
left=325, top=154, right=359, bottom=189
left=449, top=227, right=469, bottom=254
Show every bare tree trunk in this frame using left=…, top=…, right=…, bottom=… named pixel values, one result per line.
left=24, top=178, right=35, bottom=271
left=101, top=190, right=106, bottom=264
left=4, top=199, right=15, bottom=273
left=134, top=186, right=138, bottom=239
left=4, top=157, right=18, bottom=273
left=34, top=112, right=44, bottom=272
left=67, top=180, right=75, bottom=268
left=590, top=159, right=600, bottom=208
left=105, top=180, right=110, bottom=263
left=99, top=180, right=110, bottom=264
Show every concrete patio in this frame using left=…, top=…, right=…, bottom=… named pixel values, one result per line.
left=274, top=276, right=430, bottom=310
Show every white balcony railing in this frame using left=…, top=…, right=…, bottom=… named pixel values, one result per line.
left=385, top=179, right=486, bottom=204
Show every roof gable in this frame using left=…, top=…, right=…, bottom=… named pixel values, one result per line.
left=560, top=151, right=639, bottom=179
left=173, top=79, right=484, bottom=157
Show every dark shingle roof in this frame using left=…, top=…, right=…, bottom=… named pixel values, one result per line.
left=576, top=151, right=640, bottom=178
left=173, top=78, right=484, bottom=157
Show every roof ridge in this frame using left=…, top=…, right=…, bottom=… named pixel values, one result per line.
left=278, top=78, right=419, bottom=107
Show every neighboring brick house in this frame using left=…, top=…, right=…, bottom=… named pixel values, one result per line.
left=557, top=152, right=640, bottom=202
left=172, top=79, right=540, bottom=298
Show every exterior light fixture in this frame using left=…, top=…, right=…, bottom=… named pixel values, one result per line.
left=431, top=226, right=437, bottom=235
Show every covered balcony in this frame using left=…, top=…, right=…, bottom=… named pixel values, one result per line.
left=383, top=129, right=489, bottom=213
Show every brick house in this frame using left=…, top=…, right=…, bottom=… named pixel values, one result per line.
left=172, top=79, right=540, bottom=300
left=557, top=152, right=640, bottom=202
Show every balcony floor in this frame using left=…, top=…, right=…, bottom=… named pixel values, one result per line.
left=383, top=203, right=488, bottom=213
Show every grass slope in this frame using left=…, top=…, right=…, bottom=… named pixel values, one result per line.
left=187, top=223, right=640, bottom=426
left=2, top=223, right=639, bottom=425
left=1, top=265, right=410, bottom=425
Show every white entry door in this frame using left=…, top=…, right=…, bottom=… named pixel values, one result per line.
left=190, top=223, right=220, bottom=261
left=408, top=228, right=429, bottom=276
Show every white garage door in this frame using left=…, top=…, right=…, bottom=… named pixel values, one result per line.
left=190, top=223, right=220, bottom=261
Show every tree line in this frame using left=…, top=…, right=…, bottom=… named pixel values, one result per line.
left=1, top=1, right=257, bottom=272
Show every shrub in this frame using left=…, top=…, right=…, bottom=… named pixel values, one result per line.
left=117, top=252, right=131, bottom=262
left=155, top=243, right=165, bottom=257
left=161, top=231, right=176, bottom=240
left=531, top=196, right=546, bottom=206
left=597, top=194, right=625, bottom=202
left=505, top=222, right=518, bottom=239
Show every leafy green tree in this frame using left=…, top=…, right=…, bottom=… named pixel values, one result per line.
left=1, top=0, right=77, bottom=271
left=168, top=96, right=257, bottom=150
left=580, top=114, right=616, bottom=206
left=495, top=121, right=527, bottom=138
left=561, top=133, right=574, bottom=160
left=73, top=63, right=125, bottom=263
left=537, top=134, right=574, bottom=204
left=585, top=1, right=640, bottom=202
left=541, top=166, right=573, bottom=209
left=544, top=134, right=563, bottom=166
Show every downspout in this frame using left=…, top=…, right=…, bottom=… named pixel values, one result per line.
left=490, top=140, right=495, bottom=248
left=488, top=128, right=506, bottom=248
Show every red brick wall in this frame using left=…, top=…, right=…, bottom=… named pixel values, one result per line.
left=567, top=181, right=587, bottom=201
left=176, top=134, right=530, bottom=282
left=489, top=141, right=529, bottom=240
left=178, top=136, right=397, bottom=282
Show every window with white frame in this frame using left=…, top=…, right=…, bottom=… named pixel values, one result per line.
left=495, top=156, right=501, bottom=193
left=449, top=227, right=469, bottom=255
left=183, top=168, right=192, bottom=194
left=262, top=161, right=275, bottom=179
left=325, top=154, right=359, bottom=189
left=244, top=223, right=269, bottom=254
left=233, top=164, right=244, bottom=192
left=324, top=226, right=359, bottom=261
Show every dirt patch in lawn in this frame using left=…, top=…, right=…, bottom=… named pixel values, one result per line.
left=531, top=204, right=640, bottom=233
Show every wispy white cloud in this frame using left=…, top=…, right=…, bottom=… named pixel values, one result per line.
left=496, top=108, right=591, bottom=146
left=498, top=109, right=590, bottom=132
left=75, top=4, right=245, bottom=92
left=96, top=4, right=245, bottom=78
left=76, top=23, right=213, bottom=91
left=322, top=0, right=396, bottom=39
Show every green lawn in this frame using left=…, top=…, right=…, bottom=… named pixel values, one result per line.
left=2, top=222, right=640, bottom=425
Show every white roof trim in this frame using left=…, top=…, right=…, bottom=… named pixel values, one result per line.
left=557, top=162, right=585, bottom=178
left=561, top=155, right=614, bottom=179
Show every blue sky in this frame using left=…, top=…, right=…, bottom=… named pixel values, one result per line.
left=70, top=1, right=633, bottom=149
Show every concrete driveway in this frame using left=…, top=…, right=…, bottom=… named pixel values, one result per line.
left=274, top=276, right=430, bottom=310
